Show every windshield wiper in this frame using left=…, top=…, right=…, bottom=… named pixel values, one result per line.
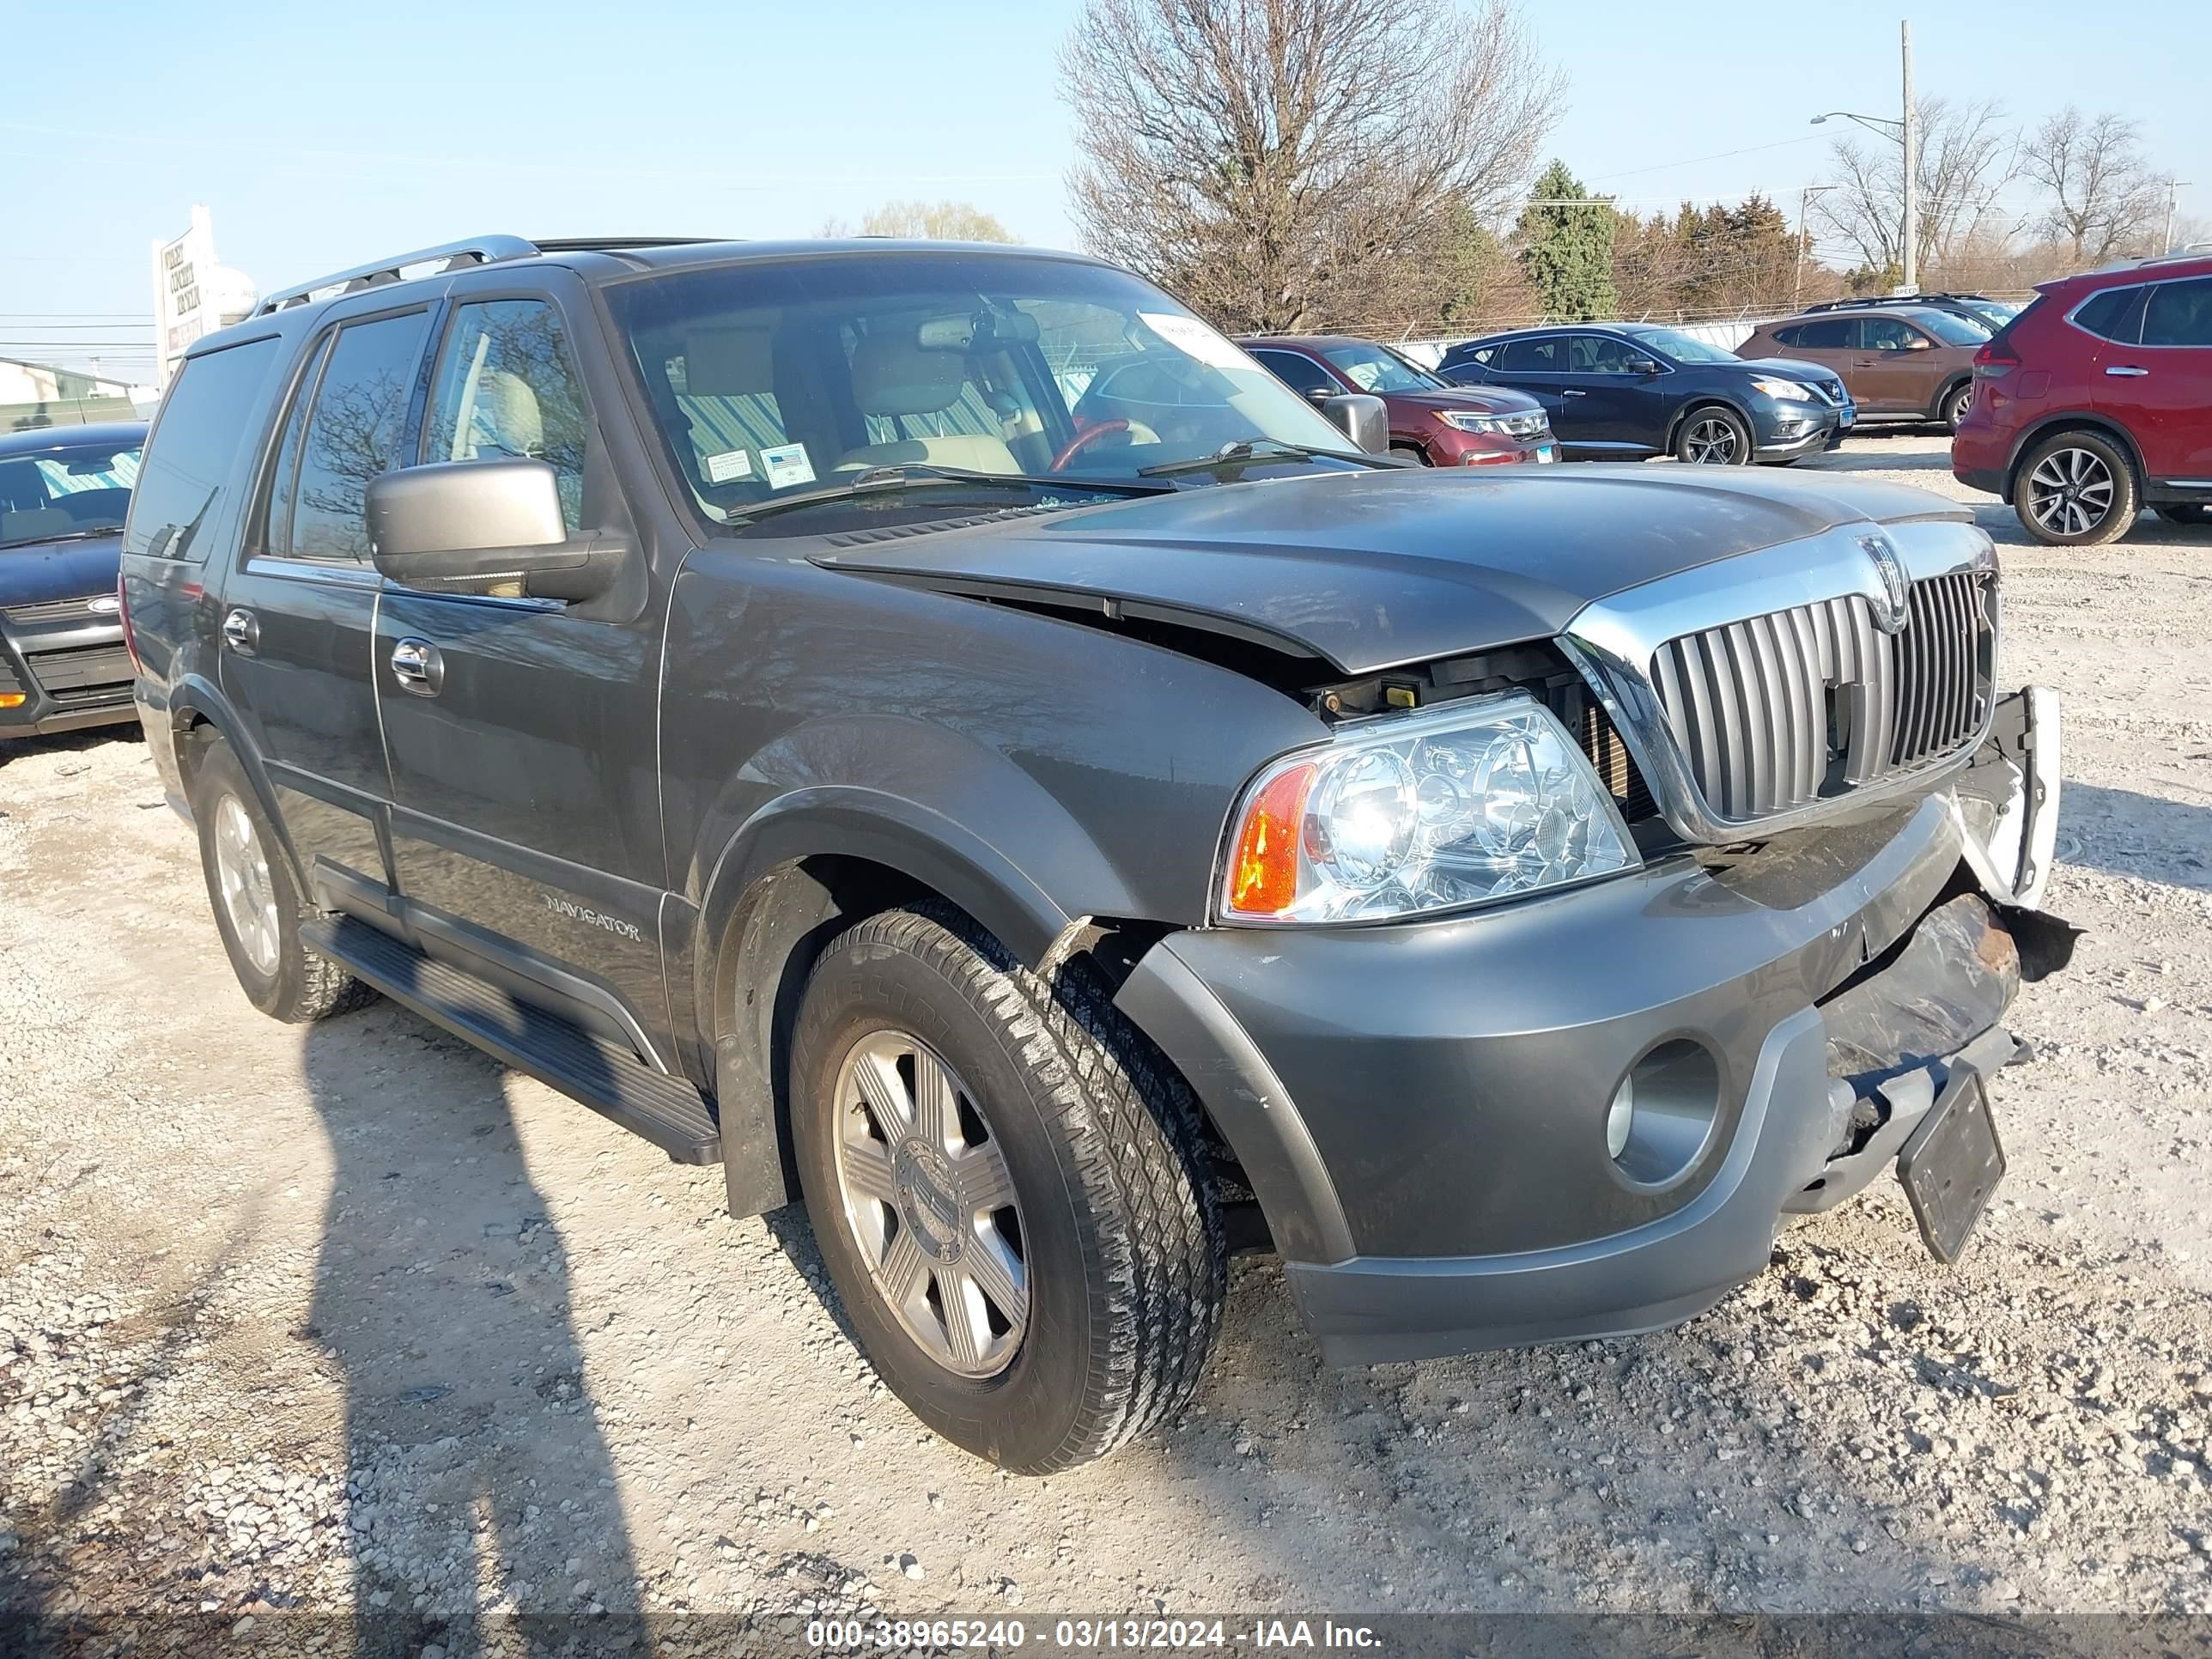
left=0, top=526, right=123, bottom=550
left=1137, top=438, right=1386, bottom=478
left=727, top=464, right=1173, bottom=527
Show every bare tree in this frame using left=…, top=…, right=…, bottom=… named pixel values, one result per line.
left=2021, top=108, right=2166, bottom=264
left=818, top=201, right=1018, bottom=241
left=1060, top=0, right=1560, bottom=333
left=1814, top=96, right=2019, bottom=280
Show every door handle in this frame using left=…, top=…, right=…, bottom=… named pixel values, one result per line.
left=389, top=637, right=444, bottom=698
left=221, top=608, right=258, bottom=656
left=1562, top=388, right=1588, bottom=398
left=2106, top=365, right=2149, bottom=377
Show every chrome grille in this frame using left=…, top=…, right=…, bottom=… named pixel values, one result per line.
left=1648, top=572, right=1992, bottom=823
left=1502, top=411, right=1549, bottom=438
left=3, top=595, right=105, bottom=624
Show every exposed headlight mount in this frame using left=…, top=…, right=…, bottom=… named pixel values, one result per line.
left=1218, top=694, right=1641, bottom=925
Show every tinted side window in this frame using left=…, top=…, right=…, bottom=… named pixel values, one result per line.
left=1794, top=319, right=1854, bottom=349
left=1771, top=326, right=1802, bottom=347
left=1252, top=349, right=1335, bottom=398
left=2072, top=285, right=2146, bottom=343
left=1566, top=335, right=1637, bottom=373
left=289, top=311, right=433, bottom=563
left=2142, top=278, right=2212, bottom=347
left=124, top=337, right=283, bottom=562
left=253, top=334, right=332, bottom=557
left=425, top=300, right=589, bottom=530
left=1500, top=337, right=1561, bottom=373
left=1861, top=317, right=1922, bottom=352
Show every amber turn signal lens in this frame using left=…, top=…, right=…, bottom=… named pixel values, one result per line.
left=0, top=693, right=25, bottom=709
left=1224, top=760, right=1315, bottom=918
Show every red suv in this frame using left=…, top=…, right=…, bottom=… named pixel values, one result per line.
left=1237, top=335, right=1555, bottom=465
left=1953, top=253, right=2212, bottom=544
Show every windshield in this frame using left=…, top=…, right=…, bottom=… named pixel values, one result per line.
left=1966, top=301, right=2018, bottom=328
left=1628, top=329, right=1741, bottom=366
left=0, top=436, right=142, bottom=550
left=604, top=254, right=1359, bottom=528
left=1320, top=343, right=1447, bottom=393
left=1917, top=308, right=1994, bottom=344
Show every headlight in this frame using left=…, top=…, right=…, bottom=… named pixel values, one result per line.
left=1747, top=375, right=1814, bottom=403
left=1438, top=410, right=1510, bottom=434
left=1218, top=694, right=1641, bottom=924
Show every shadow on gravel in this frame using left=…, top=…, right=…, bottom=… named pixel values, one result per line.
left=1805, top=437, right=1953, bottom=472
left=299, top=1012, right=645, bottom=1657
left=2055, top=782, right=2212, bottom=894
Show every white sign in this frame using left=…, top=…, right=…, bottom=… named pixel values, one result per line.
left=150, top=205, right=257, bottom=386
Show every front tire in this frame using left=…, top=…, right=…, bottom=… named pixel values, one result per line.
left=1675, top=406, right=1751, bottom=465
left=789, top=905, right=1224, bottom=1474
left=1390, top=443, right=1432, bottom=466
left=2015, top=430, right=2136, bottom=546
left=190, top=738, right=373, bottom=1023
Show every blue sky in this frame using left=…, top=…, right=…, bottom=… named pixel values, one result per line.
left=6, top=0, right=2205, bottom=380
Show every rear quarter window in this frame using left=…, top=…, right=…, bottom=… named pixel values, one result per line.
left=124, top=337, right=283, bottom=562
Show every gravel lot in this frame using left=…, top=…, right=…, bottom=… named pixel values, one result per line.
left=3, top=432, right=2209, bottom=1644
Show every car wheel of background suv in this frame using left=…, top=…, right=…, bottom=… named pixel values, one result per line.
left=2014, top=429, right=2138, bottom=547
left=1675, top=406, right=1750, bottom=465
left=189, top=736, right=374, bottom=1023
left=787, top=902, right=1224, bottom=1474
left=1940, top=382, right=1972, bottom=433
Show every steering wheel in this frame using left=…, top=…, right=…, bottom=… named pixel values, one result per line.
left=1049, top=417, right=1161, bottom=472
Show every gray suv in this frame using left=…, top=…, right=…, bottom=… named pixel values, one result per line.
left=119, top=235, right=2074, bottom=1472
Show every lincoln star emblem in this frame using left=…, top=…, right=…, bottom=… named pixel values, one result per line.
left=1858, top=532, right=1910, bottom=635
left=87, top=595, right=120, bottom=616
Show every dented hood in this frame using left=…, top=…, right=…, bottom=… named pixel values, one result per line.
left=811, top=465, right=1969, bottom=675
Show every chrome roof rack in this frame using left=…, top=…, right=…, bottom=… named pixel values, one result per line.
left=255, top=235, right=541, bottom=316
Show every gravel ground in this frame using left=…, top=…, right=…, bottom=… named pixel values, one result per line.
left=3, top=432, right=2209, bottom=1645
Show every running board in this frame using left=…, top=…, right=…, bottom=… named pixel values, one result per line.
left=302, top=915, right=721, bottom=1164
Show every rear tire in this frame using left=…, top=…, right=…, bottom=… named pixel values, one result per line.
left=1674, top=405, right=1751, bottom=465
left=2014, top=430, right=2136, bottom=547
left=190, top=738, right=374, bottom=1023
left=789, top=904, right=1224, bottom=1474
left=1940, top=382, right=1972, bottom=433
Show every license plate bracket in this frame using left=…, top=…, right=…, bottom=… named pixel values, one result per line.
left=1897, top=1068, right=2005, bottom=1264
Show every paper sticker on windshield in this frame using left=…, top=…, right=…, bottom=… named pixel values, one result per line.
left=703, top=448, right=753, bottom=484
left=1139, top=312, right=1249, bottom=371
left=760, top=442, right=816, bottom=489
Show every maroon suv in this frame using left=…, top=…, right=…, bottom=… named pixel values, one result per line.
left=1953, top=252, right=2212, bottom=544
left=1238, top=335, right=1555, bottom=465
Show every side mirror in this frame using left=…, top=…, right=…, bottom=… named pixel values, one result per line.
left=1318, top=392, right=1389, bottom=453
left=365, top=460, right=624, bottom=603
left=1627, top=356, right=1662, bottom=376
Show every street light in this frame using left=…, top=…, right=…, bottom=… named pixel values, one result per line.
left=1807, top=21, right=1918, bottom=293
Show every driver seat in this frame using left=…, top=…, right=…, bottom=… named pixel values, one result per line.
left=836, top=333, right=1017, bottom=474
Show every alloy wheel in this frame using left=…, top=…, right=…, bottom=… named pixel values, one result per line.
left=831, top=1030, right=1028, bottom=1378
left=212, top=793, right=281, bottom=976
left=1683, top=416, right=1741, bottom=464
left=2027, top=447, right=2115, bottom=538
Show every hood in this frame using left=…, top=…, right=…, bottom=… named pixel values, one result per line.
left=1735, top=356, right=1845, bottom=384
left=0, top=531, right=124, bottom=611
left=813, top=466, right=1968, bottom=675
left=1385, top=386, right=1546, bottom=417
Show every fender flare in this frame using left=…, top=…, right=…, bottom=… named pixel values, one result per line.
left=1928, top=373, right=1973, bottom=422
left=161, top=672, right=310, bottom=889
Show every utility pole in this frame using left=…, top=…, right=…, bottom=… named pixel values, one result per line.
left=1899, top=19, right=1917, bottom=294
left=2166, top=179, right=2193, bottom=254
left=1795, top=185, right=1833, bottom=308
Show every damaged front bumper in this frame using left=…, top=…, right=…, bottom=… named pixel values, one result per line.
left=1117, top=688, right=2075, bottom=1366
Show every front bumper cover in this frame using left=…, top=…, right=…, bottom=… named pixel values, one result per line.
left=1115, top=687, right=2071, bottom=1366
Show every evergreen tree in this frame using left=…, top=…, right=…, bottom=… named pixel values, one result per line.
left=1517, top=161, right=1617, bottom=320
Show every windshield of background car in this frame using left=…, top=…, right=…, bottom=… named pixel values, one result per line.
left=0, top=438, right=143, bottom=550
left=1321, top=343, right=1447, bottom=393
left=1628, top=329, right=1739, bottom=366
left=603, top=253, right=1356, bottom=526
left=1966, top=301, right=2018, bottom=328
left=1915, top=308, right=1993, bottom=345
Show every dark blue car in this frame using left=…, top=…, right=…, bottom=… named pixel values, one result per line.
left=0, top=421, right=147, bottom=743
left=1436, top=324, right=1853, bottom=465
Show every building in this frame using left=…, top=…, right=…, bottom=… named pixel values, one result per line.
left=153, top=205, right=258, bottom=386
left=0, top=357, right=151, bottom=434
